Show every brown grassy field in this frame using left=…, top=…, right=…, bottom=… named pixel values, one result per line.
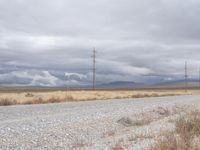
left=0, top=88, right=200, bottom=106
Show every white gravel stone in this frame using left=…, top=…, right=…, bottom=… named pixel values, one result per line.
left=0, top=95, right=200, bottom=150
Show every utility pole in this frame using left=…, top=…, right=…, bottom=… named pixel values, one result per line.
left=92, top=48, right=96, bottom=90
left=65, top=74, right=70, bottom=100
left=185, top=61, right=188, bottom=92
left=199, top=68, right=200, bottom=88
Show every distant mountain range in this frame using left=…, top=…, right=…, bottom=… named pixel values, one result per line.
left=154, top=79, right=200, bottom=88
left=98, top=79, right=200, bottom=89
left=99, top=81, right=145, bottom=89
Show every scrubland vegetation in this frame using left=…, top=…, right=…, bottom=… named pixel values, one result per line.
left=0, top=89, right=197, bottom=106
left=150, top=110, right=200, bottom=150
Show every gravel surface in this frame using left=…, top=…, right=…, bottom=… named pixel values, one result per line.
left=1, top=95, right=200, bottom=150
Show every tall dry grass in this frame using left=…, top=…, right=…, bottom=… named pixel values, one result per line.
left=0, top=98, right=17, bottom=106
left=150, top=110, right=200, bottom=150
left=0, top=89, right=197, bottom=106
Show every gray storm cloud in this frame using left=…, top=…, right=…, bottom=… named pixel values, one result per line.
left=0, top=0, right=200, bottom=86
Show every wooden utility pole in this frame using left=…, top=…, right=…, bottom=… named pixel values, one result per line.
left=92, top=48, right=96, bottom=90
left=199, top=68, right=200, bottom=88
left=185, top=61, right=188, bottom=92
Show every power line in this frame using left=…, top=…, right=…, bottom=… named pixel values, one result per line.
left=92, top=48, right=96, bottom=90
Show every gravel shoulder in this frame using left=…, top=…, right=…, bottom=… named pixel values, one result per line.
left=1, top=95, right=200, bottom=150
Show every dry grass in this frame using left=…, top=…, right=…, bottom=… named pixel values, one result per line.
left=150, top=110, right=200, bottom=150
left=117, top=106, right=180, bottom=128
left=112, top=139, right=126, bottom=150
left=0, top=98, right=17, bottom=106
left=150, top=134, right=181, bottom=150
left=117, top=116, right=152, bottom=127
left=112, top=143, right=124, bottom=150
left=154, top=107, right=171, bottom=117
left=25, top=92, right=34, bottom=97
left=102, top=130, right=116, bottom=138
left=0, top=89, right=198, bottom=106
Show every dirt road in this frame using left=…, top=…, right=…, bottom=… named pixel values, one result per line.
left=1, top=95, right=200, bottom=150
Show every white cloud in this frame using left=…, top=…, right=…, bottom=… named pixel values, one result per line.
left=0, top=0, right=200, bottom=86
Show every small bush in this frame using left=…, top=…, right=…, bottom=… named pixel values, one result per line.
left=23, top=100, right=34, bottom=105
left=155, top=107, right=171, bottom=116
left=132, top=94, right=144, bottom=98
left=150, top=110, right=200, bottom=150
left=25, top=93, right=34, bottom=97
left=112, top=139, right=125, bottom=150
left=117, top=117, right=151, bottom=127
left=151, top=93, right=159, bottom=97
left=176, top=115, right=200, bottom=138
left=150, top=135, right=178, bottom=150
left=48, top=97, right=62, bottom=103
left=0, top=98, right=17, bottom=106
left=150, top=134, right=194, bottom=150
left=117, top=117, right=134, bottom=127
left=24, top=98, right=44, bottom=105
left=66, top=95, right=74, bottom=101
left=35, top=98, right=45, bottom=104
left=112, top=143, right=124, bottom=150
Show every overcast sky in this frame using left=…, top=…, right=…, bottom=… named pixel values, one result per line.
left=0, top=0, right=200, bottom=87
